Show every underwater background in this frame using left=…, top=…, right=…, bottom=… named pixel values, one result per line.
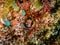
left=0, top=0, right=60, bottom=45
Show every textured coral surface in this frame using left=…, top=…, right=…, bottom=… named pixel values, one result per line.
left=0, top=0, right=60, bottom=45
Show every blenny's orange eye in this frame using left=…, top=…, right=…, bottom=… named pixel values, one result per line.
left=18, top=0, right=23, bottom=3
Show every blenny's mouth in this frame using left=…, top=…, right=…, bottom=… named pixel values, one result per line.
left=18, top=0, right=29, bottom=3
left=16, top=0, right=29, bottom=4
left=18, top=0, right=23, bottom=3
